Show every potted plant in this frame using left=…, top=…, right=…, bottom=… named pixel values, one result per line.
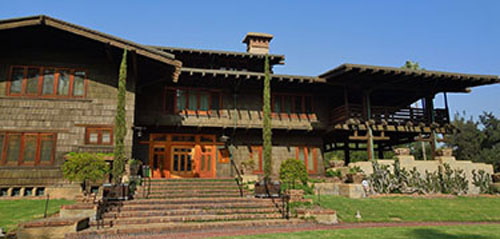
left=346, top=166, right=364, bottom=184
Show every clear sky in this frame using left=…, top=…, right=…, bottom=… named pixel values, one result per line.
left=2, top=0, right=499, bottom=119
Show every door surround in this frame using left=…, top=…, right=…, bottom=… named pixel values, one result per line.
left=147, top=133, right=218, bottom=178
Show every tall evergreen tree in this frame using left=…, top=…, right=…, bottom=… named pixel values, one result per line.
left=112, top=49, right=127, bottom=183
left=263, top=55, right=272, bottom=180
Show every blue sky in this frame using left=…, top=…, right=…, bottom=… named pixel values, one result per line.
left=2, top=0, right=499, bottom=119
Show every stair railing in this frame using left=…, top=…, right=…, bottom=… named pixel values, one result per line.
left=230, top=159, right=244, bottom=197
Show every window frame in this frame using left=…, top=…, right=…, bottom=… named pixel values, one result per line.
left=0, top=132, right=57, bottom=166
left=271, top=93, right=314, bottom=119
left=85, top=126, right=113, bottom=145
left=295, top=146, right=318, bottom=174
left=6, top=65, right=88, bottom=98
left=163, top=87, right=223, bottom=115
left=250, top=146, right=263, bottom=174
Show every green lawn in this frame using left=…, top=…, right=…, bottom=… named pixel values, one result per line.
left=309, top=195, right=500, bottom=223
left=0, top=199, right=74, bottom=232
left=216, top=224, right=500, bottom=239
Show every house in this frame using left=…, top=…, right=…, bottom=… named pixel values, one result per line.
left=0, top=15, right=498, bottom=197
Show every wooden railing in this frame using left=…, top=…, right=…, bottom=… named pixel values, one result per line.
left=330, top=104, right=449, bottom=126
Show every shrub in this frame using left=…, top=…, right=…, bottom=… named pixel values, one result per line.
left=326, top=168, right=342, bottom=178
left=62, top=152, right=110, bottom=194
left=472, top=169, right=493, bottom=194
left=368, top=161, right=469, bottom=195
left=279, top=159, right=308, bottom=189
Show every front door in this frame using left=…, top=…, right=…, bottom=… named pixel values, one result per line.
left=197, top=145, right=215, bottom=178
left=170, top=145, right=194, bottom=177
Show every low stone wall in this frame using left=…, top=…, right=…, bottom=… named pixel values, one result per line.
left=314, top=183, right=366, bottom=199
left=17, top=217, right=89, bottom=239
left=349, top=152, right=494, bottom=194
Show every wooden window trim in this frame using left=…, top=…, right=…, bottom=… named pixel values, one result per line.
left=163, top=87, right=222, bottom=116
left=85, top=127, right=113, bottom=145
left=295, top=146, right=318, bottom=174
left=0, top=132, right=57, bottom=166
left=251, top=146, right=263, bottom=174
left=271, top=93, right=314, bottom=119
left=6, top=65, right=88, bottom=98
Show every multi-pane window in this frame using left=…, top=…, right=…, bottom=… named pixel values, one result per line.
left=296, top=147, right=318, bottom=174
left=272, top=94, right=313, bottom=116
left=164, top=88, right=222, bottom=114
left=0, top=132, right=56, bottom=166
left=7, top=66, right=86, bottom=98
left=85, top=127, right=113, bottom=145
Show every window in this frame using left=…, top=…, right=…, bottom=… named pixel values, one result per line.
left=217, top=148, right=230, bottom=164
left=249, top=146, right=263, bottom=173
left=295, top=147, right=318, bottom=174
left=7, top=66, right=86, bottom=98
left=164, top=88, right=222, bottom=114
left=0, top=132, right=56, bottom=166
left=272, top=93, right=313, bottom=117
left=85, top=127, right=113, bottom=145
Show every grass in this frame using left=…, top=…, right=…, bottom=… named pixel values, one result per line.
left=215, top=224, right=500, bottom=239
left=0, top=199, right=74, bottom=232
left=309, top=195, right=500, bottom=223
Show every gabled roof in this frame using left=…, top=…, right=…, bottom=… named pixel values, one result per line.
left=320, top=63, right=500, bottom=92
left=150, top=46, right=285, bottom=65
left=0, top=15, right=182, bottom=80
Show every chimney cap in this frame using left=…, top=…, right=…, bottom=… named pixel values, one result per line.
left=242, top=32, right=274, bottom=43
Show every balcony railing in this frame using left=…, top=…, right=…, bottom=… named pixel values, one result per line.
left=330, top=104, right=449, bottom=126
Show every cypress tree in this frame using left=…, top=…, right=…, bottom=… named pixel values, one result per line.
left=112, top=49, right=127, bottom=184
left=263, top=55, right=272, bottom=181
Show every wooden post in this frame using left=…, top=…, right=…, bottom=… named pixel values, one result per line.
left=378, top=144, right=384, bottom=159
left=424, top=94, right=437, bottom=159
left=344, top=139, right=350, bottom=165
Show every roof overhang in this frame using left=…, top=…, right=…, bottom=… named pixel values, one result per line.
left=0, top=15, right=183, bottom=81
left=320, top=63, right=499, bottom=93
left=151, top=46, right=285, bottom=65
left=181, top=67, right=322, bottom=83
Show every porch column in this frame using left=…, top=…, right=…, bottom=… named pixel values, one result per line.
left=378, top=144, right=384, bottom=159
left=343, top=139, right=350, bottom=165
left=424, top=94, right=437, bottom=159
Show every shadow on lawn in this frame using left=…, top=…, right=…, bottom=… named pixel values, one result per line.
left=409, top=228, right=489, bottom=239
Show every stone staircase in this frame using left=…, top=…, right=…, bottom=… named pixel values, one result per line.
left=66, top=178, right=299, bottom=239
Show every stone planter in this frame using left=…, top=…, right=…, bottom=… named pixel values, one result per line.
left=296, top=208, right=338, bottom=225
left=347, top=173, right=364, bottom=184
left=490, top=183, right=500, bottom=193
left=328, top=159, right=345, bottom=168
left=254, top=181, right=280, bottom=198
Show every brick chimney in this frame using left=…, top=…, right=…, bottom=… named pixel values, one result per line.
left=242, top=32, right=273, bottom=54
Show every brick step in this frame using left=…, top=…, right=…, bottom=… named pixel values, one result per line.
left=137, top=185, right=241, bottom=190
left=137, top=187, right=244, bottom=192
left=134, top=192, right=249, bottom=199
left=136, top=188, right=242, bottom=194
left=106, top=202, right=280, bottom=212
left=67, top=219, right=303, bottom=239
left=113, top=197, right=271, bottom=205
left=149, top=177, right=234, bottom=181
left=146, top=181, right=237, bottom=186
left=92, top=213, right=283, bottom=227
left=103, top=207, right=279, bottom=219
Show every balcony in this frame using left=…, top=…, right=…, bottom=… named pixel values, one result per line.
left=330, top=104, right=449, bottom=126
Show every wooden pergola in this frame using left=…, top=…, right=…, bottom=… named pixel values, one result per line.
left=320, top=64, right=499, bottom=163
